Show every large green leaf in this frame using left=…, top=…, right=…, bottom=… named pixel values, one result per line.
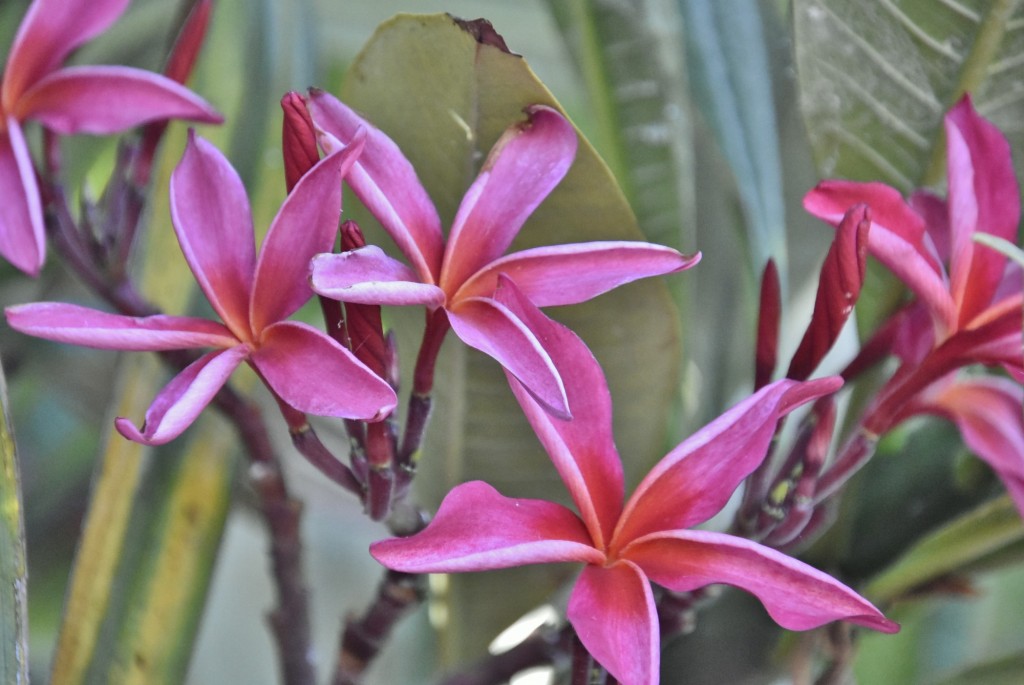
left=340, top=14, right=682, bottom=665
left=0, top=355, right=28, bottom=685
left=794, top=0, right=1024, bottom=190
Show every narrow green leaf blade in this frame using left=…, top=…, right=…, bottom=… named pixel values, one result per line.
left=680, top=0, right=787, bottom=277
left=0, top=354, right=29, bottom=685
left=864, top=496, right=1024, bottom=604
left=544, top=0, right=695, bottom=250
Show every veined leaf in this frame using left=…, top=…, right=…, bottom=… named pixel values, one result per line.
left=0, top=355, right=28, bottom=684
left=340, top=13, right=683, bottom=665
left=794, top=0, right=1024, bottom=190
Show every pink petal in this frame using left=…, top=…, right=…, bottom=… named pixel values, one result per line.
left=567, top=561, right=659, bottom=685
left=625, top=530, right=898, bottom=633
left=0, top=120, right=45, bottom=275
left=945, top=96, right=1021, bottom=328
left=15, top=66, right=221, bottom=134
left=909, top=190, right=950, bottom=263
left=250, top=139, right=364, bottom=332
left=614, top=378, right=842, bottom=547
left=5, top=302, right=237, bottom=350
left=447, top=296, right=569, bottom=418
left=305, top=89, right=443, bottom=281
left=915, top=377, right=1024, bottom=514
left=755, top=260, right=782, bottom=389
left=370, top=481, right=602, bottom=572
left=115, top=345, right=248, bottom=446
left=495, top=275, right=624, bottom=548
left=458, top=241, right=700, bottom=305
left=309, top=248, right=445, bottom=307
left=787, top=204, right=870, bottom=381
left=170, top=132, right=256, bottom=338
left=2, top=0, right=128, bottom=105
left=440, top=106, right=577, bottom=293
left=804, top=181, right=956, bottom=332
left=250, top=321, right=396, bottom=421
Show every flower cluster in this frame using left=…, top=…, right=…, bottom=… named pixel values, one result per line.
left=25, top=2, right=1024, bottom=683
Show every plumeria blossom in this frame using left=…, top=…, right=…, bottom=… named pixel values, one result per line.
left=804, top=96, right=1021, bottom=371
left=371, top=277, right=897, bottom=685
left=0, top=0, right=222, bottom=276
left=803, top=96, right=1024, bottom=515
left=304, top=91, right=699, bottom=416
left=6, top=132, right=396, bottom=445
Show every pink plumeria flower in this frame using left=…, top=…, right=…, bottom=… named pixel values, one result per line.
left=0, top=0, right=222, bottom=276
left=304, top=91, right=699, bottom=416
left=371, top=277, right=897, bottom=685
left=804, top=96, right=1023, bottom=513
left=6, top=132, right=396, bottom=445
left=803, top=96, right=1021, bottom=371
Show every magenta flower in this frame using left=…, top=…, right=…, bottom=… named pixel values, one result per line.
left=6, top=132, right=396, bottom=445
left=803, top=96, right=1021, bottom=369
left=0, top=0, right=222, bottom=276
left=304, top=91, right=699, bottom=416
left=371, top=278, right=897, bottom=685
left=803, top=97, right=1023, bottom=514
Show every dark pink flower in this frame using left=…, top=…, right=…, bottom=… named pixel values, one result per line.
left=6, top=133, right=396, bottom=444
left=304, top=91, right=699, bottom=416
left=803, top=96, right=1021, bottom=370
left=371, top=278, right=897, bottom=685
left=0, top=0, right=222, bottom=276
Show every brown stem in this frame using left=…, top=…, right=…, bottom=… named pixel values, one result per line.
left=436, top=626, right=572, bottom=685
left=332, top=571, right=426, bottom=685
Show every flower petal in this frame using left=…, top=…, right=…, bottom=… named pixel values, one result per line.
left=15, top=66, right=221, bottom=134
left=440, top=105, right=577, bottom=293
left=0, top=120, right=45, bottom=275
left=250, top=138, right=364, bottom=331
left=2, top=0, right=128, bottom=105
left=914, top=377, right=1024, bottom=515
left=626, top=530, right=898, bottom=633
left=614, top=378, right=842, bottom=547
left=305, top=89, right=443, bottom=281
left=945, top=96, right=1021, bottom=328
left=447, top=295, right=569, bottom=418
left=494, top=275, right=624, bottom=548
left=370, top=481, right=602, bottom=572
left=459, top=241, right=700, bottom=305
left=309, top=247, right=446, bottom=307
left=5, top=302, right=237, bottom=350
left=170, top=132, right=256, bottom=338
left=567, top=561, right=659, bottom=685
left=250, top=321, right=395, bottom=421
left=804, top=180, right=956, bottom=332
left=115, top=345, right=248, bottom=446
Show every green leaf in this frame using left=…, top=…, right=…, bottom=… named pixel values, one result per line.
left=679, top=0, right=787, bottom=279
left=864, top=496, right=1024, bottom=604
left=933, top=651, right=1024, bottom=685
left=794, top=0, right=1024, bottom=190
left=340, top=13, right=682, bottom=665
left=0, top=355, right=28, bottom=685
